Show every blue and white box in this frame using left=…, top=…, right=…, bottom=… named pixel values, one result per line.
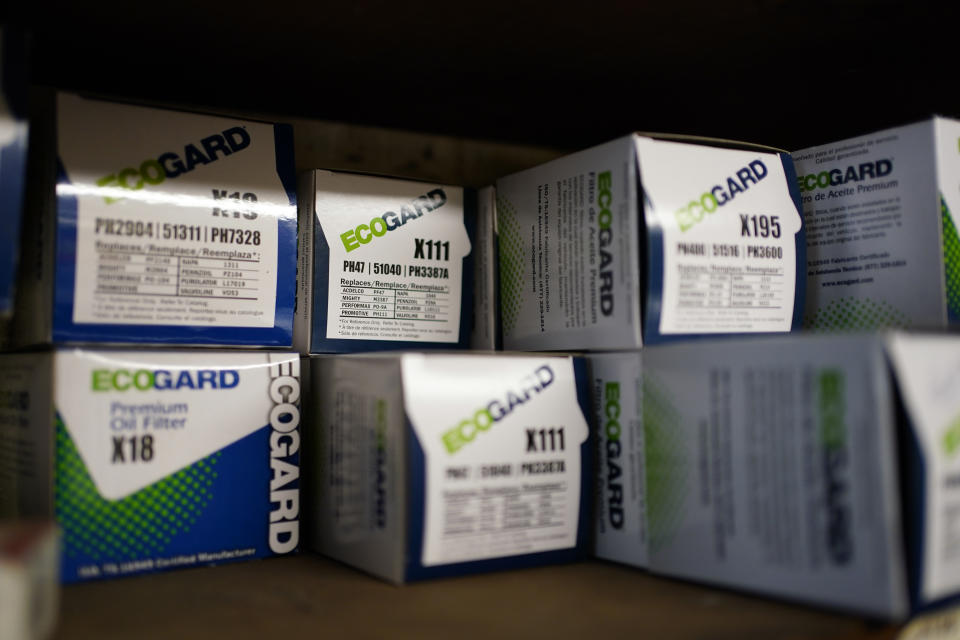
left=0, top=350, right=302, bottom=582
left=495, top=134, right=805, bottom=350
left=12, top=92, right=297, bottom=347
left=306, top=352, right=591, bottom=582
left=295, top=170, right=474, bottom=353
left=0, top=29, right=30, bottom=322
left=594, top=333, right=960, bottom=620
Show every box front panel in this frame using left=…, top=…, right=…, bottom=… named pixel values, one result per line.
left=795, top=122, right=944, bottom=330
left=311, top=171, right=472, bottom=352
left=402, top=354, right=590, bottom=574
left=54, top=93, right=297, bottom=346
left=53, top=350, right=300, bottom=581
left=638, top=139, right=803, bottom=341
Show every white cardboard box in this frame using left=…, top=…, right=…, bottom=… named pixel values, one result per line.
left=794, top=117, right=960, bottom=330
left=495, top=134, right=805, bottom=350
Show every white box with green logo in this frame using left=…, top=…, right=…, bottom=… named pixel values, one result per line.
left=793, top=117, right=960, bottom=329
left=295, top=171, right=476, bottom=353
left=495, top=134, right=806, bottom=350
left=305, top=352, right=592, bottom=582
left=0, top=349, right=302, bottom=583
left=595, top=333, right=960, bottom=619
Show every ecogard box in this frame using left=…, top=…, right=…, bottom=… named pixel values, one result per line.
left=296, top=171, right=474, bottom=353
left=795, top=118, right=960, bottom=330
left=588, top=352, right=646, bottom=569
left=307, top=353, right=592, bottom=582
left=13, top=92, right=297, bottom=347
left=495, top=134, right=805, bottom=349
left=0, top=350, right=302, bottom=582
left=470, top=186, right=500, bottom=350
left=613, top=334, right=960, bottom=619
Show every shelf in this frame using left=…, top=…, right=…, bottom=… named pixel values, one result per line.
left=55, top=556, right=901, bottom=639
left=14, top=2, right=960, bottom=151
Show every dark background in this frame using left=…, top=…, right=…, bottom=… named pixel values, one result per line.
left=7, top=0, right=958, bottom=151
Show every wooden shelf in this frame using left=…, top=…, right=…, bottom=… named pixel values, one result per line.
left=55, top=556, right=902, bottom=639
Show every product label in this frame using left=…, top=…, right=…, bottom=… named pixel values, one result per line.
left=52, top=350, right=300, bottom=580
left=57, top=94, right=294, bottom=330
left=886, top=334, right=960, bottom=602
left=402, top=355, right=588, bottom=566
left=315, top=172, right=470, bottom=343
left=638, top=138, right=802, bottom=335
left=495, top=137, right=640, bottom=350
left=795, top=122, right=945, bottom=330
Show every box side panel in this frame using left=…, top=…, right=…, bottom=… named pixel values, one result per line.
left=795, top=121, right=945, bottom=330
left=470, top=185, right=500, bottom=350
left=589, top=352, right=646, bottom=568
left=294, top=171, right=316, bottom=353
left=11, top=90, right=56, bottom=348
left=311, top=355, right=405, bottom=582
left=644, top=335, right=907, bottom=619
left=495, top=136, right=641, bottom=350
left=0, top=353, right=54, bottom=519
left=934, top=118, right=960, bottom=324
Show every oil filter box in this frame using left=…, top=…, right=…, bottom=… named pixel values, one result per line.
left=306, top=352, right=591, bottom=582
left=597, top=333, right=960, bottom=619
left=495, top=134, right=805, bottom=350
left=295, top=170, right=474, bottom=353
left=12, top=92, right=297, bottom=347
left=0, top=30, right=29, bottom=324
left=794, top=117, right=960, bottom=330
left=0, top=350, right=301, bottom=582
left=589, top=352, right=646, bottom=569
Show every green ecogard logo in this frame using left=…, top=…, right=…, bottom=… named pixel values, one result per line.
left=441, top=364, right=555, bottom=454
left=675, top=159, right=768, bottom=232
left=339, top=188, right=447, bottom=253
left=96, top=127, right=252, bottom=204
left=797, top=159, right=893, bottom=193
left=601, top=380, right=624, bottom=529
left=91, top=368, right=240, bottom=391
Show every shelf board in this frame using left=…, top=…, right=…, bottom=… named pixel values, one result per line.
left=55, top=556, right=900, bottom=639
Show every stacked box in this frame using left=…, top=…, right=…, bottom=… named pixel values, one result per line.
left=495, top=134, right=805, bottom=350
left=306, top=352, right=591, bottom=582
left=0, top=29, right=29, bottom=326
left=12, top=92, right=297, bottom=347
left=296, top=170, right=475, bottom=353
left=0, top=350, right=301, bottom=582
left=794, top=117, right=960, bottom=330
left=593, top=333, right=960, bottom=620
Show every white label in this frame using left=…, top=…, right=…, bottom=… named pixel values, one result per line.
left=316, top=172, right=469, bottom=343
left=886, top=334, right=960, bottom=602
left=54, top=350, right=297, bottom=500
left=58, top=94, right=293, bottom=328
left=637, top=138, right=801, bottom=334
left=402, top=355, right=588, bottom=567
